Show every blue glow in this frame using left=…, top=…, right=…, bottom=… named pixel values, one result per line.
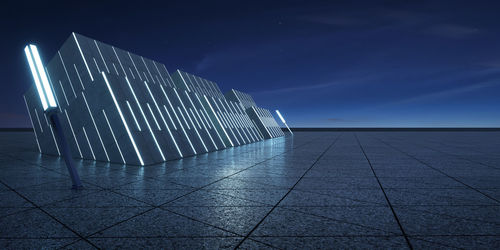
left=102, top=72, right=144, bottom=165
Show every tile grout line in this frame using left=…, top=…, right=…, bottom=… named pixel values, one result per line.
left=382, top=133, right=500, bottom=170
left=234, top=133, right=343, bottom=249
left=0, top=179, right=100, bottom=249
left=370, top=134, right=500, bottom=204
left=354, top=133, right=413, bottom=250
left=77, top=136, right=320, bottom=247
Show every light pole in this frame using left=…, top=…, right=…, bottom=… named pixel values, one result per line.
left=275, top=110, right=293, bottom=135
left=24, top=44, right=83, bottom=189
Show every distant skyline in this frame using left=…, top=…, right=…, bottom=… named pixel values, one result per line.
left=1, top=0, right=499, bottom=127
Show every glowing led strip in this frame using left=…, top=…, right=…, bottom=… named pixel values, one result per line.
left=102, top=109, right=125, bottom=164
left=126, top=101, right=141, bottom=131
left=163, top=105, right=177, bottom=130
left=184, top=92, right=217, bottom=150
left=58, top=52, right=77, bottom=97
left=102, top=72, right=144, bottom=165
left=205, top=96, right=234, bottom=147
left=112, top=46, right=127, bottom=77
left=177, top=70, right=191, bottom=92
left=147, top=103, right=161, bottom=130
left=24, top=47, right=47, bottom=109
left=213, top=98, right=241, bottom=145
left=144, top=81, right=169, bottom=129
left=177, top=106, right=190, bottom=129
left=225, top=100, right=252, bottom=143
left=194, top=93, right=225, bottom=147
left=152, top=62, right=167, bottom=85
left=199, top=109, right=211, bottom=129
left=82, top=127, right=95, bottom=159
left=233, top=102, right=259, bottom=141
left=34, top=108, right=43, bottom=132
left=128, top=52, right=142, bottom=80
left=252, top=107, right=272, bottom=138
left=93, top=58, right=101, bottom=73
left=64, top=109, right=82, bottom=158
left=73, top=64, right=85, bottom=90
left=72, top=33, right=93, bottom=81
left=125, top=77, right=165, bottom=161
left=23, top=96, right=41, bottom=153
left=94, top=40, right=110, bottom=73
left=82, top=92, right=109, bottom=161
left=159, top=85, right=196, bottom=154
left=141, top=57, right=155, bottom=83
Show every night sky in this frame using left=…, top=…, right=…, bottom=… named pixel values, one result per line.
left=1, top=0, right=499, bottom=128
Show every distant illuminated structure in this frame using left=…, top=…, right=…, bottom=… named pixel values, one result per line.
left=23, top=33, right=286, bottom=165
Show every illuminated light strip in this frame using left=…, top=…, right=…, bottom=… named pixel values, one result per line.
left=44, top=67, right=61, bottom=112
left=203, top=95, right=233, bottom=147
left=199, top=109, right=211, bottom=129
left=146, top=103, right=166, bottom=160
left=112, top=63, right=120, bottom=75
left=216, top=99, right=245, bottom=144
left=93, top=58, right=101, bottom=73
left=146, top=96, right=182, bottom=157
left=165, top=65, right=175, bottom=87
left=144, top=81, right=169, bottom=129
left=194, top=93, right=225, bottom=148
left=73, top=64, right=85, bottom=90
left=29, top=45, right=57, bottom=109
left=143, top=72, right=149, bottom=82
left=175, top=96, right=208, bottom=152
left=94, top=40, right=110, bottom=73
left=82, top=127, right=95, bottom=160
left=212, top=98, right=240, bottom=145
left=252, top=107, right=272, bottom=138
left=147, top=103, right=161, bottom=130
left=201, top=108, right=225, bottom=147
left=125, top=77, right=165, bottom=161
left=251, top=119, right=265, bottom=139
left=72, top=33, right=93, bottom=81
left=177, top=70, right=191, bottom=92
left=177, top=106, right=190, bottom=129
left=129, top=68, right=135, bottom=79
left=190, top=108, right=202, bottom=129
left=156, top=75, right=162, bottom=86
left=102, top=72, right=144, bottom=165
left=225, top=100, right=251, bottom=143
left=159, top=85, right=196, bottom=154
left=190, top=108, right=216, bottom=150
left=24, top=47, right=47, bottom=109
left=184, top=92, right=215, bottom=149
left=34, top=108, right=43, bottom=132
left=82, top=92, right=109, bottom=161
left=233, top=108, right=255, bottom=142
left=163, top=105, right=177, bottom=130
left=153, top=62, right=167, bottom=85
left=128, top=52, right=142, bottom=80
left=126, top=101, right=141, bottom=131
left=64, top=109, right=83, bottom=158
left=234, top=102, right=259, bottom=141
left=141, top=57, right=155, bottom=83
left=23, top=96, right=41, bottom=153
left=58, top=52, right=77, bottom=97
left=102, top=109, right=125, bottom=164
left=112, top=47, right=127, bottom=77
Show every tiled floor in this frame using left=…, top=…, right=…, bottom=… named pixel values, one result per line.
left=0, top=131, right=499, bottom=249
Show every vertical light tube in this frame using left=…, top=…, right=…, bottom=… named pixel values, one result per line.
left=72, top=33, right=94, bottom=81
left=102, top=72, right=144, bottom=165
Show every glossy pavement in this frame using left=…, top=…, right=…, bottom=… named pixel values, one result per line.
left=0, top=131, right=499, bottom=249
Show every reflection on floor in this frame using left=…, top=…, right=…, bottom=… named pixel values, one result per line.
left=0, top=131, right=499, bottom=249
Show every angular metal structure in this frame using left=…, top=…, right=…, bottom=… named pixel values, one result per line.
left=23, top=33, right=284, bottom=165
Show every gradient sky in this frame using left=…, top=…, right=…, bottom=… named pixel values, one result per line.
left=1, top=0, right=499, bottom=127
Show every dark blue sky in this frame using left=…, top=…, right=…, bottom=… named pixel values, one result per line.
left=1, top=0, right=499, bottom=127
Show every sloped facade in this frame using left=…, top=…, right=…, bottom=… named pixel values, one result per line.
left=23, top=33, right=284, bottom=165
